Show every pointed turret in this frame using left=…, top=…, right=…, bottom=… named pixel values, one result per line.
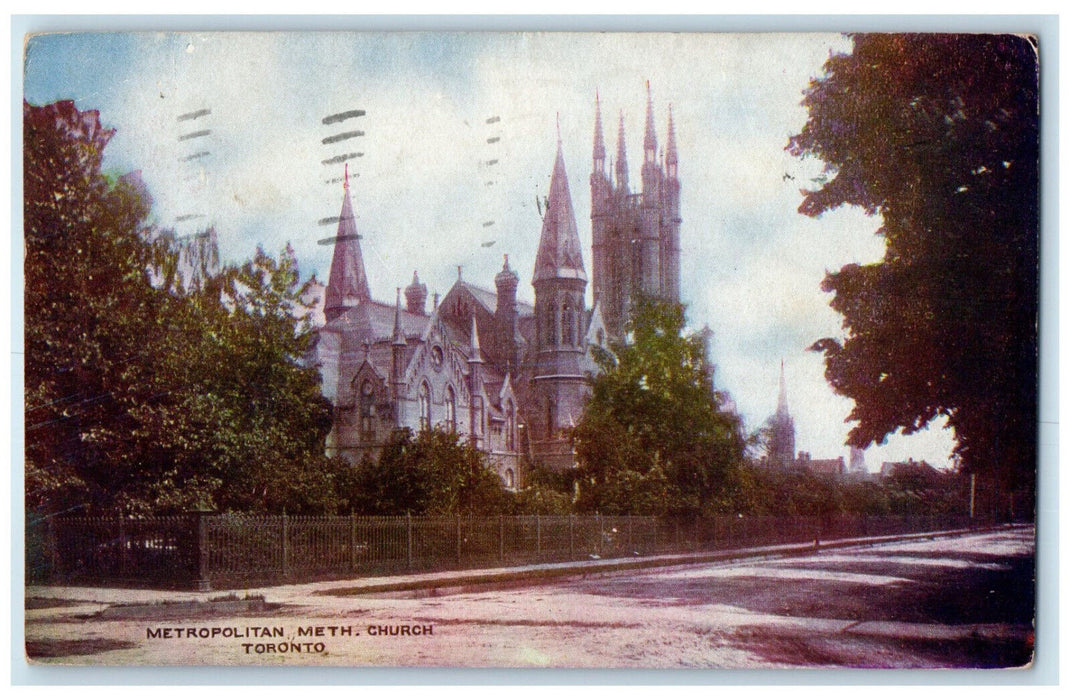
left=592, top=91, right=606, bottom=173
left=324, top=171, right=371, bottom=322
left=392, top=287, right=406, bottom=347
left=643, top=81, right=657, bottom=164
left=468, top=316, right=485, bottom=446
left=469, top=316, right=483, bottom=360
left=390, top=287, right=406, bottom=427
left=533, top=140, right=587, bottom=285
left=666, top=105, right=678, bottom=176
left=404, top=270, right=428, bottom=315
left=615, top=111, right=629, bottom=191
left=495, top=254, right=520, bottom=372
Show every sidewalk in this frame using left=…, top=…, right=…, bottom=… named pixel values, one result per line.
left=26, top=524, right=1020, bottom=608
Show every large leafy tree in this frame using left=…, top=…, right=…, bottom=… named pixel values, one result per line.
left=787, top=34, right=1039, bottom=506
left=24, top=100, right=340, bottom=515
left=571, top=296, right=746, bottom=517
left=339, top=428, right=511, bottom=516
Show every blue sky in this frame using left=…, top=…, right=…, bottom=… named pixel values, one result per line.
left=22, top=30, right=958, bottom=470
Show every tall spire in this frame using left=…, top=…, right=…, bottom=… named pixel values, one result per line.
left=643, top=81, right=657, bottom=163
left=777, top=359, right=790, bottom=417
left=615, top=111, right=629, bottom=191
left=533, top=138, right=587, bottom=284
left=592, top=91, right=606, bottom=169
left=666, top=104, right=678, bottom=169
left=324, top=172, right=371, bottom=321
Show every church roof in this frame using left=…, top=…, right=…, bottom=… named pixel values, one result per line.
left=322, top=298, right=427, bottom=342
left=324, top=178, right=371, bottom=316
left=533, top=140, right=587, bottom=285
left=451, top=280, right=534, bottom=318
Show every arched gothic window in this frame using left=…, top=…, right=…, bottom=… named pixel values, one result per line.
left=359, top=379, right=375, bottom=441
left=445, top=385, right=457, bottom=433
left=418, top=382, right=432, bottom=431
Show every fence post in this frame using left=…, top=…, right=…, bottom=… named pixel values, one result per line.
left=118, top=518, right=129, bottom=577
left=596, top=514, right=602, bottom=557
left=350, top=513, right=357, bottom=573
left=568, top=514, right=574, bottom=559
left=627, top=516, right=633, bottom=554
left=47, top=516, right=61, bottom=581
left=190, top=508, right=213, bottom=592
left=282, top=513, right=290, bottom=579
left=499, top=515, right=505, bottom=562
left=406, top=513, right=413, bottom=570
left=536, top=514, right=541, bottom=558
left=456, top=514, right=462, bottom=565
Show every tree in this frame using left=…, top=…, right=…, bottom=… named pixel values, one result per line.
left=571, top=296, right=746, bottom=517
left=787, top=35, right=1039, bottom=507
left=24, top=100, right=342, bottom=515
left=340, top=428, right=511, bottom=516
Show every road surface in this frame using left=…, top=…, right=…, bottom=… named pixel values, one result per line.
left=24, top=527, right=1034, bottom=668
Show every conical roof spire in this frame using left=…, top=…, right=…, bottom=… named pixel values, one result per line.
left=533, top=138, right=587, bottom=285
left=324, top=173, right=371, bottom=321
left=777, top=359, right=790, bottom=417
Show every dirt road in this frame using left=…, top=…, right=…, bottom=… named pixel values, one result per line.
left=24, top=527, right=1034, bottom=669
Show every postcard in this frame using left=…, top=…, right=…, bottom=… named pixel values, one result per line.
left=20, top=29, right=1040, bottom=670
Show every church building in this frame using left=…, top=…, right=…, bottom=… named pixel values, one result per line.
left=311, top=89, right=681, bottom=487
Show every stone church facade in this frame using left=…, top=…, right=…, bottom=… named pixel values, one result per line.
left=311, top=89, right=681, bottom=488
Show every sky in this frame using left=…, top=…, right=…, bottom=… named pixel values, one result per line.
left=22, top=30, right=958, bottom=471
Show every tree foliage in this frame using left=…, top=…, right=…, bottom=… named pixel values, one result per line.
left=571, top=296, right=746, bottom=517
left=339, top=428, right=512, bottom=516
left=787, top=35, right=1039, bottom=499
left=24, top=100, right=341, bottom=515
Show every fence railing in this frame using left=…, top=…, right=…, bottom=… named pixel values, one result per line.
left=27, top=512, right=989, bottom=591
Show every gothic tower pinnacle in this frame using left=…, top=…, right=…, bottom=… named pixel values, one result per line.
left=592, top=91, right=606, bottom=173
left=615, top=111, right=629, bottom=192
left=643, top=81, right=658, bottom=164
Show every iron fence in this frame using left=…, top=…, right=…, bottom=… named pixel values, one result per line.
left=27, top=511, right=989, bottom=590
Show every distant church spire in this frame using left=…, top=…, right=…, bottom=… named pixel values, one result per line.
left=324, top=169, right=371, bottom=322
left=777, top=359, right=789, bottom=416
left=770, top=359, right=796, bottom=468
left=533, top=138, right=587, bottom=285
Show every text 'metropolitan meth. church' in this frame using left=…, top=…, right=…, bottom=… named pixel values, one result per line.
left=310, top=88, right=682, bottom=489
